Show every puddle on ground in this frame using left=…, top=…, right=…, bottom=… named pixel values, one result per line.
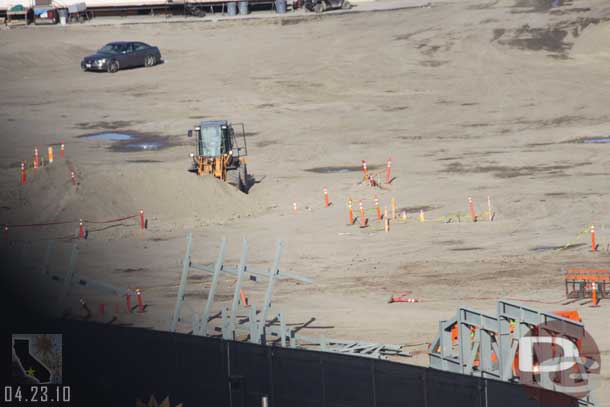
left=79, top=131, right=173, bottom=152
left=305, top=165, right=380, bottom=174
left=82, top=132, right=133, bottom=141
left=582, top=137, right=610, bottom=144
left=531, top=243, right=586, bottom=252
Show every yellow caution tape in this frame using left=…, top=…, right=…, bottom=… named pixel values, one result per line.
left=557, top=225, right=591, bottom=252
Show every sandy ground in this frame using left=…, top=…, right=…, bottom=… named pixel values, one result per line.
left=2, top=0, right=610, bottom=403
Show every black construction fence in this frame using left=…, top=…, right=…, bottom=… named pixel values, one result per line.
left=3, top=319, right=579, bottom=407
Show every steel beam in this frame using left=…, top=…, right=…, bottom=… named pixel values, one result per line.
left=198, top=238, right=226, bottom=336
left=229, top=239, right=249, bottom=340
left=170, top=232, right=192, bottom=332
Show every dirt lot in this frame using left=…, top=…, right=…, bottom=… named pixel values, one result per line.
left=2, top=0, right=610, bottom=403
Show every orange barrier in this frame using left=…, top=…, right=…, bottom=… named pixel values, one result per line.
left=565, top=268, right=609, bottom=303
left=374, top=196, right=381, bottom=220
left=468, top=196, right=476, bottom=222
left=34, top=147, right=39, bottom=169
left=48, top=146, right=54, bottom=164
left=60, top=141, right=65, bottom=158
left=385, top=157, right=392, bottom=184
left=591, top=225, right=596, bottom=252
left=359, top=200, right=367, bottom=228
left=324, top=188, right=329, bottom=208
left=348, top=199, right=354, bottom=225
left=20, top=161, right=26, bottom=185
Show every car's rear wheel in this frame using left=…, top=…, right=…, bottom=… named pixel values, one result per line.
left=144, top=55, right=156, bottom=67
left=107, top=60, right=119, bottom=73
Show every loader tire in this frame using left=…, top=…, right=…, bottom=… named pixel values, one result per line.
left=238, top=164, right=249, bottom=193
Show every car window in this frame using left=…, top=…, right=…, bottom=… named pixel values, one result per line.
left=125, top=43, right=135, bottom=53
left=134, top=43, right=148, bottom=51
left=99, top=44, right=121, bottom=54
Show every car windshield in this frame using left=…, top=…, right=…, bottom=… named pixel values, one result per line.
left=98, top=43, right=127, bottom=54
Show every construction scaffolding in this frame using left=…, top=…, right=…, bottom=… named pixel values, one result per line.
left=428, top=300, right=595, bottom=406
left=170, top=233, right=411, bottom=359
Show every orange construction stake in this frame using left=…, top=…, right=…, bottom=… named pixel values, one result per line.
left=136, top=288, right=144, bottom=312
left=374, top=196, right=381, bottom=220
left=391, top=197, right=396, bottom=220
left=20, top=161, right=26, bottom=185
left=591, top=283, right=599, bottom=307
left=362, top=160, right=369, bottom=180
left=348, top=198, right=354, bottom=225
left=468, top=196, right=477, bottom=222
left=324, top=188, right=329, bottom=208
left=140, top=209, right=145, bottom=230
left=33, top=147, right=39, bottom=169
left=60, top=141, right=65, bottom=158
left=359, top=200, right=367, bottom=228
left=591, top=225, right=597, bottom=252
left=293, top=202, right=297, bottom=213
left=384, top=207, right=389, bottom=232
left=79, top=219, right=84, bottom=239
left=419, top=209, right=425, bottom=223
left=487, top=196, right=492, bottom=222
left=386, top=157, right=392, bottom=184
left=239, top=288, right=248, bottom=306
left=71, top=171, right=76, bottom=185
left=48, top=146, right=54, bottom=164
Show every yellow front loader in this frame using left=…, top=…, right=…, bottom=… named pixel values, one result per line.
left=187, top=120, right=249, bottom=192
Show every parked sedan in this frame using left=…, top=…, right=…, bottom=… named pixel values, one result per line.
left=81, top=41, right=162, bottom=73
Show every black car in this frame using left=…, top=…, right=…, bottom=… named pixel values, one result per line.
left=81, top=41, right=162, bottom=73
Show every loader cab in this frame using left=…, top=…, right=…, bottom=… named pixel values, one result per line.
left=189, top=120, right=247, bottom=162
left=187, top=120, right=249, bottom=192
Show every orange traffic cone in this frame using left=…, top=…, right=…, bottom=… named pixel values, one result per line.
left=385, top=157, right=392, bottom=184
left=348, top=199, right=354, bottom=225
left=48, top=146, right=54, bottom=164
left=359, top=201, right=367, bottom=228
left=468, top=196, right=477, bottom=222
left=33, top=147, right=39, bottom=169
left=374, top=196, right=381, bottom=220
left=362, top=160, right=369, bottom=180
left=20, top=161, right=26, bottom=185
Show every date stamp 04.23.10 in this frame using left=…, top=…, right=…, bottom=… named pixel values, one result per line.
left=6, top=334, right=71, bottom=407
